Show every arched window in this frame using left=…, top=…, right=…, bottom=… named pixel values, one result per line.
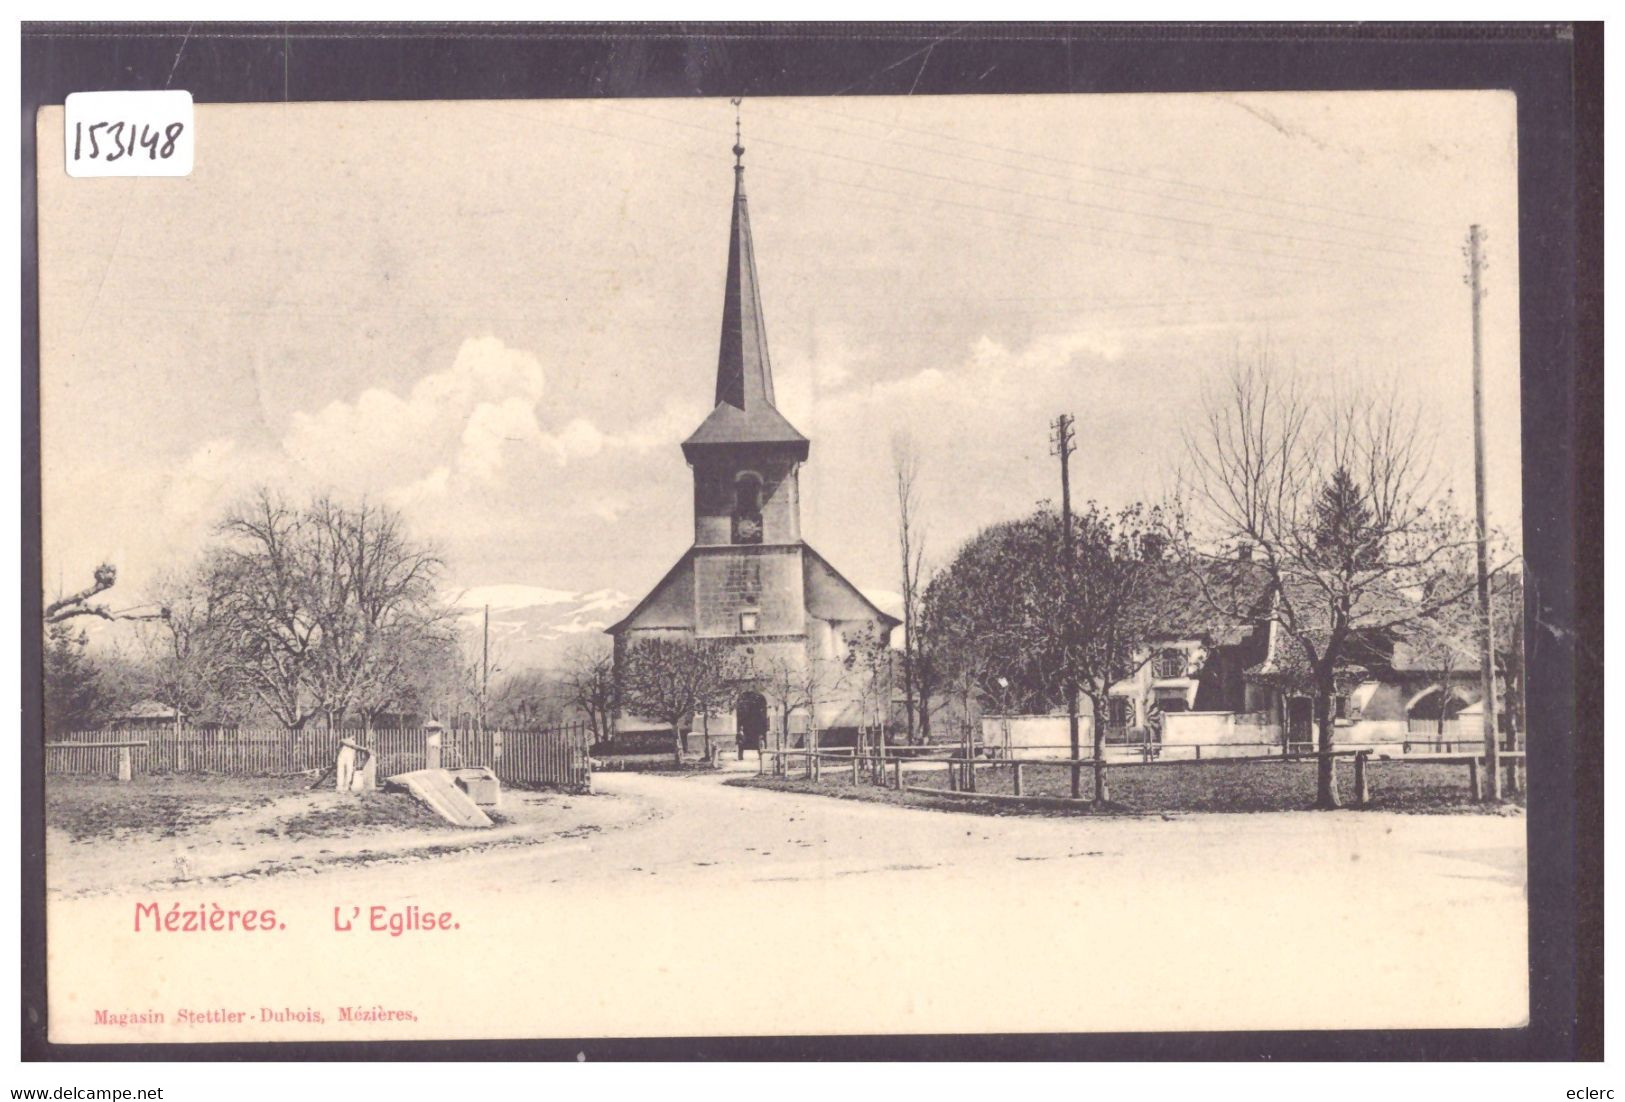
left=1154, top=648, right=1186, bottom=679
left=732, top=472, right=763, bottom=544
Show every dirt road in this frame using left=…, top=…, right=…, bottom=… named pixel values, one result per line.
left=46, top=771, right=1528, bottom=1042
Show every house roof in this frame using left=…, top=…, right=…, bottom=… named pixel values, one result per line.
left=802, top=543, right=901, bottom=630
left=605, top=550, right=693, bottom=636
left=1142, top=558, right=1272, bottom=643
left=116, top=699, right=177, bottom=720
left=680, top=158, right=809, bottom=461
left=1389, top=636, right=1479, bottom=673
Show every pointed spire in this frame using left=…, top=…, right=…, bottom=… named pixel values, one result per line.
left=683, top=102, right=809, bottom=462
left=715, top=111, right=772, bottom=412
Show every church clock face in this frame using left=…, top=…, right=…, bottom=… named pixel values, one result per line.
left=733, top=515, right=763, bottom=543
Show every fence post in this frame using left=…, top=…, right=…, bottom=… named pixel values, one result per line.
left=1195, top=745, right=1202, bottom=761
left=1467, top=757, right=1482, bottom=801
left=892, top=758, right=901, bottom=791
left=947, top=759, right=957, bottom=792
left=1354, top=752, right=1370, bottom=808
left=758, top=749, right=765, bottom=777
left=1070, top=761, right=1080, bottom=801
left=117, top=745, right=132, bottom=783
left=1012, top=761, right=1023, bottom=797
left=966, top=756, right=976, bottom=793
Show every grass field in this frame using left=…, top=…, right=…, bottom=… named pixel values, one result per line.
left=45, top=773, right=604, bottom=896
left=738, top=756, right=1525, bottom=815
left=44, top=774, right=311, bottom=841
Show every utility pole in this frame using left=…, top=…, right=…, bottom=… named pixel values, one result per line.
left=1467, top=225, right=1502, bottom=801
left=481, top=603, right=490, bottom=736
left=1051, top=413, right=1085, bottom=799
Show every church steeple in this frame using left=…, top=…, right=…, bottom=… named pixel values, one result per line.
left=682, top=106, right=809, bottom=464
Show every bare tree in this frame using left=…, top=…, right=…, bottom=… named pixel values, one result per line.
left=488, top=667, right=569, bottom=730
left=204, top=489, right=447, bottom=729
left=1180, top=360, right=1494, bottom=808
left=841, top=623, right=893, bottom=760
left=619, top=636, right=747, bottom=764
left=891, top=434, right=930, bottom=743
left=1403, top=565, right=1478, bottom=749
left=759, top=644, right=839, bottom=758
left=46, top=563, right=165, bottom=625
left=561, top=641, right=615, bottom=743
left=138, top=570, right=249, bottom=727
left=1403, top=543, right=1526, bottom=750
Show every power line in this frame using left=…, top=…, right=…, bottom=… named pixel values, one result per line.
left=757, top=97, right=1444, bottom=250
left=751, top=128, right=1453, bottom=263
left=600, top=102, right=1455, bottom=278
left=754, top=155, right=1449, bottom=281
left=412, top=101, right=1457, bottom=292
left=472, top=100, right=1450, bottom=281
left=481, top=101, right=1356, bottom=282
left=780, top=97, right=1456, bottom=232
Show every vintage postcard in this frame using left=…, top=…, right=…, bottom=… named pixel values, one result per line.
left=35, top=89, right=1530, bottom=1045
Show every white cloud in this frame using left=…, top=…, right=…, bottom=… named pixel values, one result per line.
left=160, top=436, right=245, bottom=527
left=389, top=465, right=451, bottom=506
left=588, top=494, right=631, bottom=523
left=608, top=399, right=708, bottom=451
left=458, top=397, right=544, bottom=480
left=814, top=358, right=852, bottom=388
left=539, top=416, right=608, bottom=465
left=281, top=335, right=549, bottom=490
left=157, top=336, right=687, bottom=547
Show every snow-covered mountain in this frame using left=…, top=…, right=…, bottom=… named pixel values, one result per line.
left=447, top=584, right=633, bottom=671
left=446, top=582, right=905, bottom=673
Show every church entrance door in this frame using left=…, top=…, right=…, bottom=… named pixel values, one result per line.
left=736, top=692, right=769, bottom=752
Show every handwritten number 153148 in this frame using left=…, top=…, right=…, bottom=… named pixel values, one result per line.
left=73, top=120, right=185, bottom=163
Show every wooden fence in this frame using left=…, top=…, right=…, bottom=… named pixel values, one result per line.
left=761, top=745, right=1526, bottom=806
left=46, top=724, right=592, bottom=792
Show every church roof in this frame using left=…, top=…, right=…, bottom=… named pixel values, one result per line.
left=681, top=150, right=809, bottom=461
left=604, top=542, right=899, bottom=637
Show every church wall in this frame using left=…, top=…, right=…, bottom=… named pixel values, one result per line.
left=693, top=545, right=806, bottom=637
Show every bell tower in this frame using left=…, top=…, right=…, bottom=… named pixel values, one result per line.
left=679, top=109, right=810, bottom=640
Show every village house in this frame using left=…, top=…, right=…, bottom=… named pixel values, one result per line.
left=991, top=555, right=1510, bottom=759
left=1144, top=586, right=1507, bottom=754
left=106, top=699, right=179, bottom=731
left=1106, top=557, right=1273, bottom=736
left=606, top=137, right=899, bottom=752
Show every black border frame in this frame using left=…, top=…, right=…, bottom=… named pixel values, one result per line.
left=20, top=21, right=1602, bottom=1062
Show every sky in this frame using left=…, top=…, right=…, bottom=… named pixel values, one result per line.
left=36, top=91, right=1522, bottom=667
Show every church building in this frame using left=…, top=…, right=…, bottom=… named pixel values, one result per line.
left=606, top=131, right=899, bottom=751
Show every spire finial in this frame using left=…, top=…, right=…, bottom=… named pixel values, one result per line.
left=730, top=96, right=745, bottom=170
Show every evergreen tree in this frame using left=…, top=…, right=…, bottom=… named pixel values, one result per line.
left=43, top=622, right=117, bottom=736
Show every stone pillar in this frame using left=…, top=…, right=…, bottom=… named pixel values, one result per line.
left=335, top=742, right=357, bottom=793
left=425, top=722, right=444, bottom=771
